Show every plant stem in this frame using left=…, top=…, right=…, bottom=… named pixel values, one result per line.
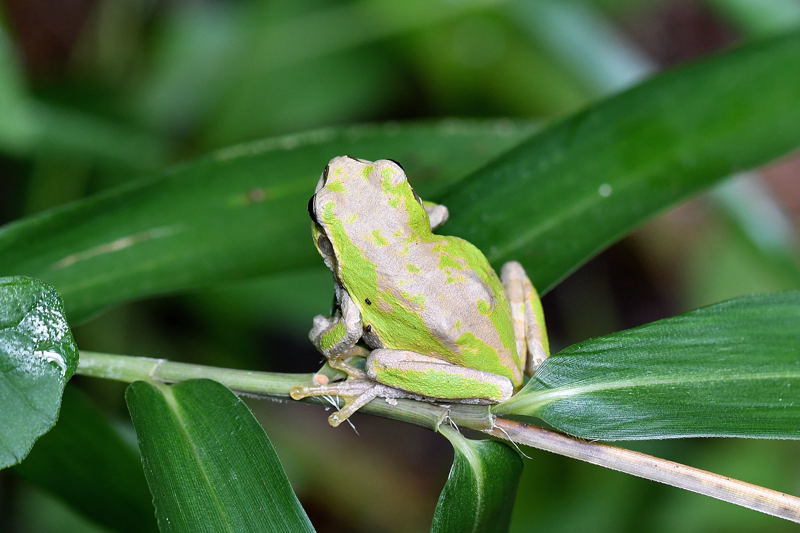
left=77, top=351, right=495, bottom=431
left=78, top=350, right=800, bottom=522
left=488, top=419, right=800, bottom=523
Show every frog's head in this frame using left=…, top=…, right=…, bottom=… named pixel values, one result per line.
left=308, top=156, right=430, bottom=266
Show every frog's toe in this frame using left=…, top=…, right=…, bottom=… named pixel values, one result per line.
left=289, top=385, right=312, bottom=400
left=290, top=379, right=384, bottom=426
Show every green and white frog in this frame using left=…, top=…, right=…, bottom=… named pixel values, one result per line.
left=290, top=156, right=549, bottom=426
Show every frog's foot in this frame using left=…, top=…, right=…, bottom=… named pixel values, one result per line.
left=501, top=261, right=550, bottom=375
left=290, top=379, right=390, bottom=427
left=324, top=345, right=369, bottom=379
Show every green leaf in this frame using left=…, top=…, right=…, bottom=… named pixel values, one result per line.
left=125, top=379, right=315, bottom=532
left=15, top=387, right=156, bottom=532
left=431, top=427, right=522, bottom=533
left=496, top=291, right=800, bottom=440
left=0, top=120, right=535, bottom=322
left=441, top=29, right=800, bottom=292
left=0, top=276, right=78, bottom=468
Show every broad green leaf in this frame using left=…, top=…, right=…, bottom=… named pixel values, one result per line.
left=0, top=120, right=535, bottom=322
left=0, top=276, right=78, bottom=468
left=125, top=379, right=314, bottom=532
left=496, top=291, right=800, bottom=440
left=15, top=387, right=156, bottom=532
left=431, top=427, right=522, bottom=533
left=441, top=29, right=800, bottom=293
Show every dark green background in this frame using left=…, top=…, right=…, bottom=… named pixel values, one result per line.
left=1, top=1, right=799, bottom=532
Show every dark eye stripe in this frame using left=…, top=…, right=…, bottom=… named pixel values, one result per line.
left=307, top=195, right=318, bottom=223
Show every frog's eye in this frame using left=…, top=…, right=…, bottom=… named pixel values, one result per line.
left=314, top=165, right=329, bottom=192
left=307, top=195, right=319, bottom=223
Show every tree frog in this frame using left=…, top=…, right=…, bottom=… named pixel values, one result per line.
left=290, top=156, right=549, bottom=426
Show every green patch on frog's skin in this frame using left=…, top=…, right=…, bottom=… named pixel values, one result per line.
left=406, top=264, right=420, bottom=273
left=371, top=366, right=506, bottom=401
left=372, top=229, right=388, bottom=246
left=400, top=291, right=425, bottom=310
left=438, top=254, right=464, bottom=271
left=453, top=331, right=514, bottom=379
left=327, top=180, right=345, bottom=193
left=532, top=297, right=549, bottom=356
left=319, top=321, right=347, bottom=351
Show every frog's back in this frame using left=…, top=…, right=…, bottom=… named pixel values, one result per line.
left=348, top=232, right=523, bottom=385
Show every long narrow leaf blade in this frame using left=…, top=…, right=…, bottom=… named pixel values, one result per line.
left=431, top=428, right=522, bottom=533
left=15, top=387, right=156, bottom=532
left=125, top=379, right=314, bottom=532
left=442, top=29, right=800, bottom=292
left=0, top=120, right=534, bottom=322
left=496, top=291, right=800, bottom=440
left=0, top=276, right=78, bottom=468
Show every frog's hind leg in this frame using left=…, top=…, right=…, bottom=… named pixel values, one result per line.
left=366, top=349, right=514, bottom=402
left=501, top=261, right=549, bottom=375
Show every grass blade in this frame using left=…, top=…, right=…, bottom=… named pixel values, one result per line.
left=442, top=30, right=800, bottom=292
left=126, top=379, right=314, bottom=532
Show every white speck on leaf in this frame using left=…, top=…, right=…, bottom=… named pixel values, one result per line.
left=598, top=183, right=613, bottom=197
left=35, top=350, right=67, bottom=376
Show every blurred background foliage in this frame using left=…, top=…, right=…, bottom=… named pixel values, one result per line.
left=1, top=0, right=799, bottom=531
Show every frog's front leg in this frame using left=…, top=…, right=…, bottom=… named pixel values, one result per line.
left=422, top=200, right=449, bottom=230
left=308, top=283, right=365, bottom=378
left=501, top=261, right=550, bottom=374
